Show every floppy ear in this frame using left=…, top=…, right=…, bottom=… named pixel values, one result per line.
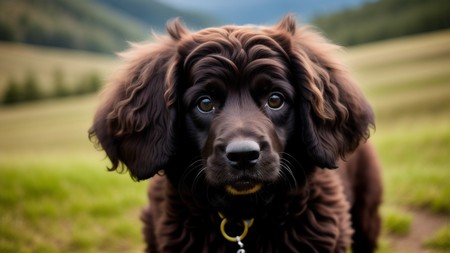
left=276, top=15, right=374, bottom=168
left=88, top=19, right=188, bottom=180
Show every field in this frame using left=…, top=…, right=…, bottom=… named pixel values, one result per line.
left=0, top=42, right=118, bottom=95
left=345, top=30, right=450, bottom=252
left=1, top=30, right=450, bottom=252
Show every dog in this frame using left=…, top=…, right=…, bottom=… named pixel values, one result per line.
left=89, top=15, right=382, bottom=253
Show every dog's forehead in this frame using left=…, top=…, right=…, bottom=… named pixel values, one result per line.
left=183, top=25, right=289, bottom=62
left=182, top=26, right=291, bottom=89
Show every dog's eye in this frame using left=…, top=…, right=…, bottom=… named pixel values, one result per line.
left=267, top=92, right=285, bottom=110
left=197, top=96, right=215, bottom=113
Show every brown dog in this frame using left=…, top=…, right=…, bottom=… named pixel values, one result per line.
left=89, top=15, right=382, bottom=253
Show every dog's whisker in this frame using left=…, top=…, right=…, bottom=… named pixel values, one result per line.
left=192, top=167, right=207, bottom=192
left=279, top=161, right=297, bottom=190
left=280, top=165, right=296, bottom=185
left=178, top=158, right=204, bottom=196
left=280, top=152, right=310, bottom=191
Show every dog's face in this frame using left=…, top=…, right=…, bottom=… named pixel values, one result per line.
left=89, top=16, right=374, bottom=218
left=180, top=30, right=295, bottom=197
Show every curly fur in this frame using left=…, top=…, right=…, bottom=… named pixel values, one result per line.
left=89, top=15, right=382, bottom=253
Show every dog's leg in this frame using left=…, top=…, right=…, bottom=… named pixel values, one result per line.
left=349, top=143, right=383, bottom=253
left=141, top=206, right=158, bottom=253
left=350, top=195, right=382, bottom=252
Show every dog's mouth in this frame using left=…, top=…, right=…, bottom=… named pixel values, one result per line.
left=225, top=181, right=262, bottom=195
left=215, top=180, right=273, bottom=220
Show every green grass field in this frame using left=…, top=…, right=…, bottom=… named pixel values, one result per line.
left=0, top=42, right=118, bottom=95
left=1, top=30, right=449, bottom=252
left=346, top=30, right=450, bottom=252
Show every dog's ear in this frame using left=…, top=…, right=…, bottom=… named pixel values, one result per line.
left=89, top=19, right=188, bottom=180
left=276, top=15, right=374, bottom=168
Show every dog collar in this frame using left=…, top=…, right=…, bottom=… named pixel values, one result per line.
left=218, top=212, right=254, bottom=251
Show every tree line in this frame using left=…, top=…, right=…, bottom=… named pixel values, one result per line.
left=312, top=0, right=450, bottom=46
left=2, top=69, right=101, bottom=105
left=0, top=0, right=216, bottom=54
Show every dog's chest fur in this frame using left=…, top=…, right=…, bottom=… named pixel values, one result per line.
left=142, top=169, right=351, bottom=253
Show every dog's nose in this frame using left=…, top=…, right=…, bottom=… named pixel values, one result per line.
left=225, top=140, right=260, bottom=169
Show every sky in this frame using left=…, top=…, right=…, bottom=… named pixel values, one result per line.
left=159, top=0, right=365, bottom=25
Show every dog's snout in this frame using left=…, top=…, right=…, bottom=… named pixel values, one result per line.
left=225, top=140, right=260, bottom=169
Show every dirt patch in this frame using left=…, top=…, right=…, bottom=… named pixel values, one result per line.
left=387, top=209, right=450, bottom=253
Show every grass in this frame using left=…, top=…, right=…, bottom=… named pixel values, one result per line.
left=374, top=124, right=450, bottom=213
left=0, top=159, right=147, bottom=253
left=381, top=207, right=413, bottom=236
left=0, top=95, right=99, bottom=154
left=345, top=30, right=450, bottom=214
left=424, top=226, right=450, bottom=252
left=344, top=30, right=450, bottom=252
left=0, top=42, right=118, bottom=95
left=0, top=96, right=148, bottom=253
left=0, top=29, right=450, bottom=252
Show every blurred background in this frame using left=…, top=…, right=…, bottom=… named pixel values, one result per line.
left=0, top=0, right=449, bottom=252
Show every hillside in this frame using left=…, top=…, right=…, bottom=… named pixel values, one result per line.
left=2, top=0, right=449, bottom=53
left=312, top=0, right=450, bottom=46
left=0, top=0, right=217, bottom=53
left=0, top=42, right=118, bottom=102
left=94, top=0, right=220, bottom=32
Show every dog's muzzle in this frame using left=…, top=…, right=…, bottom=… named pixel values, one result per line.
left=224, top=140, right=263, bottom=195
